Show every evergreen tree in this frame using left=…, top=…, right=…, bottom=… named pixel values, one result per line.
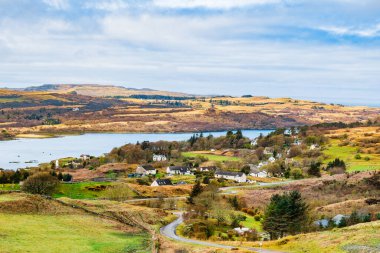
left=188, top=180, right=203, bottom=204
left=57, top=172, right=63, bottom=181
left=308, top=162, right=321, bottom=177
left=236, top=130, right=243, bottom=140
left=263, top=191, right=308, bottom=239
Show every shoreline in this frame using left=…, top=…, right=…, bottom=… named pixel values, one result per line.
left=8, top=128, right=275, bottom=140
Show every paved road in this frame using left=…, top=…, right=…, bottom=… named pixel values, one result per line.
left=160, top=213, right=287, bottom=253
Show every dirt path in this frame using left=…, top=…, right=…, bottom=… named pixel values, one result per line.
left=160, top=213, right=287, bottom=253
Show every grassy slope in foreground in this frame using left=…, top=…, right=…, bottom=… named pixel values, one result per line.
left=0, top=213, right=149, bottom=253
left=265, top=221, right=380, bottom=253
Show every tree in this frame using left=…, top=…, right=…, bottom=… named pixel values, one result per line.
left=188, top=180, right=203, bottom=204
left=263, top=191, right=308, bottom=239
left=307, top=162, right=321, bottom=177
left=21, top=172, right=59, bottom=196
left=62, top=173, right=73, bottom=182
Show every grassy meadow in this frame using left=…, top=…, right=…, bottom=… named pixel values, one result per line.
left=54, top=182, right=125, bottom=199
left=0, top=213, right=150, bottom=253
left=182, top=152, right=241, bottom=162
left=323, top=139, right=380, bottom=172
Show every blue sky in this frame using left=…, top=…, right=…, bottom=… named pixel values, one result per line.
left=0, top=0, right=379, bottom=105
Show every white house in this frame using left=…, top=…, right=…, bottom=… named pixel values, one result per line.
left=233, top=227, right=251, bottom=235
left=166, top=166, right=192, bottom=175
left=293, top=139, right=302, bottom=146
left=151, top=179, right=173, bottom=187
left=249, top=168, right=268, bottom=178
left=153, top=154, right=167, bottom=162
left=136, top=165, right=157, bottom=175
left=309, top=144, right=319, bottom=150
left=268, top=156, right=276, bottom=163
left=263, top=147, right=274, bottom=155
left=80, top=154, right=91, bottom=161
left=199, top=166, right=219, bottom=172
left=215, top=170, right=247, bottom=183
left=250, top=138, right=258, bottom=146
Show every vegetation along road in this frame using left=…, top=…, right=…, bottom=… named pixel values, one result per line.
left=161, top=213, right=286, bottom=253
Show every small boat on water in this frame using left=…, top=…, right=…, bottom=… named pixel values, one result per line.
left=25, top=160, right=39, bottom=164
left=9, top=161, right=20, bottom=163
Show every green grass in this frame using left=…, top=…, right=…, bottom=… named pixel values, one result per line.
left=239, top=212, right=263, bottom=232
left=182, top=152, right=241, bottom=162
left=0, top=213, right=150, bottom=253
left=170, top=175, right=197, bottom=184
left=323, top=140, right=380, bottom=172
left=53, top=182, right=114, bottom=199
left=0, top=184, right=21, bottom=191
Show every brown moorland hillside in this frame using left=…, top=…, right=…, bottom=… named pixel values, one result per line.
left=1, top=85, right=379, bottom=136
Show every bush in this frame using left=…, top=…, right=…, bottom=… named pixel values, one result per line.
left=354, top=154, right=361, bottom=160
left=364, top=156, right=370, bottom=161
left=62, top=173, right=72, bottom=182
left=254, top=215, right=261, bottom=221
left=290, top=168, right=304, bottom=179
left=21, top=172, right=59, bottom=196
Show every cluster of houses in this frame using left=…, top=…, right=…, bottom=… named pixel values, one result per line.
left=135, top=164, right=254, bottom=187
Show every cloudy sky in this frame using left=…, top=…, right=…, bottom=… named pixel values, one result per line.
left=0, top=0, right=379, bottom=105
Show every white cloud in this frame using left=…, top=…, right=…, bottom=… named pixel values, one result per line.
left=83, top=0, right=129, bottom=11
left=318, top=24, right=380, bottom=37
left=42, top=0, right=69, bottom=10
left=153, top=0, right=281, bottom=9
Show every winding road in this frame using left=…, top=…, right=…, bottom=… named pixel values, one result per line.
left=160, top=213, right=287, bottom=253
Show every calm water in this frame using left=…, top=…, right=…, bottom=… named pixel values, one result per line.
left=0, top=130, right=272, bottom=170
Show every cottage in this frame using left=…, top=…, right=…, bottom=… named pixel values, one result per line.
left=293, top=139, right=302, bottom=146
left=233, top=227, right=251, bottom=235
left=199, top=166, right=219, bottom=172
left=166, top=166, right=192, bottom=175
left=80, top=154, right=91, bottom=161
left=151, top=179, right=173, bottom=187
left=263, top=147, right=274, bottom=155
left=309, top=144, right=319, bottom=150
left=215, top=170, right=247, bottom=183
left=153, top=154, right=167, bottom=162
left=249, top=167, right=268, bottom=178
left=250, top=138, right=258, bottom=146
left=268, top=156, right=276, bottom=163
left=136, top=165, right=157, bottom=176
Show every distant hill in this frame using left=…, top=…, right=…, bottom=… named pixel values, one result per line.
left=23, top=84, right=194, bottom=98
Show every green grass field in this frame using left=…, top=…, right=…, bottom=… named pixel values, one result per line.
left=0, top=184, right=21, bottom=191
left=0, top=213, right=150, bottom=253
left=239, top=212, right=263, bottom=232
left=182, top=152, right=241, bottom=162
left=323, top=140, right=380, bottom=172
left=53, top=182, right=115, bottom=199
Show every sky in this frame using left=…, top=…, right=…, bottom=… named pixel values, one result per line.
left=0, top=0, right=379, bottom=106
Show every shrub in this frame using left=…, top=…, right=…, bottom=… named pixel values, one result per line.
left=354, top=154, right=362, bottom=159
left=290, top=168, right=304, bottom=179
left=254, top=215, right=261, bottom=221
left=364, top=156, right=370, bottom=161
left=21, top=172, right=59, bottom=196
